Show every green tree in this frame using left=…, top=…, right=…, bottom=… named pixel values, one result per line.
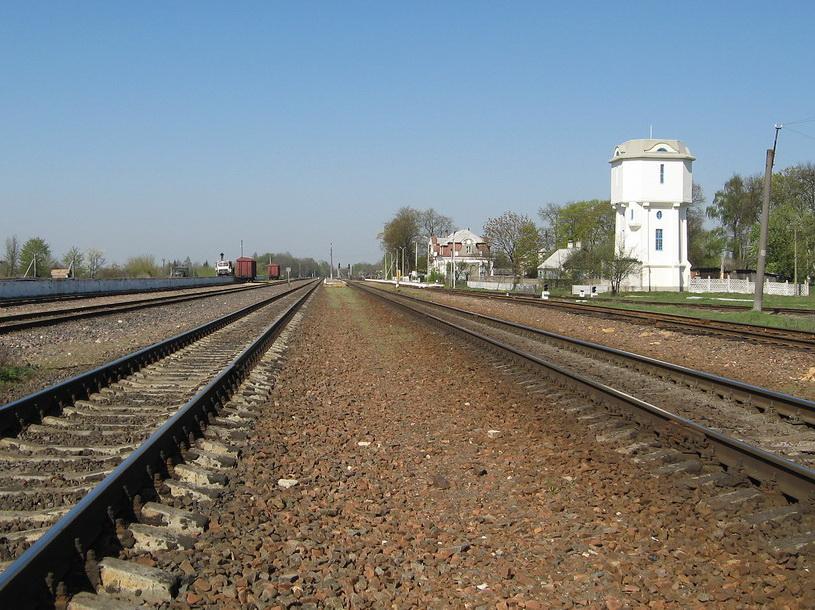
left=555, top=200, right=615, bottom=280
left=125, top=255, right=160, bottom=277
left=379, top=207, right=421, bottom=274
left=19, top=237, right=52, bottom=278
left=707, top=174, right=762, bottom=267
left=747, top=165, right=815, bottom=282
left=482, top=211, right=541, bottom=284
left=556, top=200, right=614, bottom=251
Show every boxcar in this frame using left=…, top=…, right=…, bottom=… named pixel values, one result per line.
left=234, top=257, right=257, bottom=280
left=267, top=263, right=281, bottom=280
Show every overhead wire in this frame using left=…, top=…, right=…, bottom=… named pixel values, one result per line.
left=784, top=126, right=815, bottom=142
left=782, top=117, right=815, bottom=127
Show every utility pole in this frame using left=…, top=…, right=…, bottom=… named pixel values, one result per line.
left=794, top=225, right=798, bottom=289
left=240, top=240, right=243, bottom=257
left=330, top=242, right=334, bottom=280
left=753, top=124, right=782, bottom=312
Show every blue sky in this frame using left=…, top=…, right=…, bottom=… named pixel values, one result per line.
left=1, top=2, right=813, bottom=265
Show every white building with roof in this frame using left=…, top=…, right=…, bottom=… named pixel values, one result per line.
left=538, top=240, right=580, bottom=278
left=428, top=229, right=492, bottom=279
left=611, top=139, right=694, bottom=291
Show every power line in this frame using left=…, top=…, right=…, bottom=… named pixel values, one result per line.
left=782, top=117, right=815, bottom=126
left=784, top=126, right=815, bottom=141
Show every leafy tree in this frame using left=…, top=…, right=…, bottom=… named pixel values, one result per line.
left=379, top=207, right=421, bottom=273
left=707, top=174, right=762, bottom=267
left=552, top=200, right=615, bottom=281
left=482, top=211, right=541, bottom=284
left=556, top=199, right=615, bottom=252
left=62, top=246, right=85, bottom=277
left=125, top=255, right=160, bottom=277
left=19, top=237, right=52, bottom=278
left=3, top=236, right=19, bottom=277
left=86, top=248, right=106, bottom=278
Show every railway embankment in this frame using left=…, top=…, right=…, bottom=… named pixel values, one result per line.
left=136, top=285, right=812, bottom=608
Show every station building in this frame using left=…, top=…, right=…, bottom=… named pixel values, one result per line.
left=611, top=139, right=695, bottom=291
left=428, top=229, right=492, bottom=280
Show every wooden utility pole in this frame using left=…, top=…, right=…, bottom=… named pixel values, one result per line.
left=753, top=125, right=782, bottom=312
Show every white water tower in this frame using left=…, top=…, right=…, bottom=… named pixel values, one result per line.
left=610, top=139, right=694, bottom=291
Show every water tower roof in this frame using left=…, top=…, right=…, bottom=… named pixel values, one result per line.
left=610, top=139, right=695, bottom=163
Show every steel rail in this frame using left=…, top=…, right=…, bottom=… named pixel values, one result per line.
left=356, top=283, right=815, bottom=504
left=0, top=280, right=318, bottom=608
left=362, top=284, right=815, bottom=426
left=0, top=280, right=278, bottom=308
left=429, top=287, right=815, bottom=350
left=0, top=281, right=312, bottom=438
left=0, top=281, right=295, bottom=334
left=549, top=294, right=815, bottom=316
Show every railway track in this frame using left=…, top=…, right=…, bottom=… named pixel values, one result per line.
left=357, top=283, right=815, bottom=551
left=0, top=282, right=258, bottom=308
left=425, top=287, right=815, bottom=351
left=0, top=281, right=294, bottom=334
left=0, top=280, right=317, bottom=607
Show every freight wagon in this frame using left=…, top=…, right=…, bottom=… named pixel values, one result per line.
left=234, top=257, right=257, bottom=280
left=267, top=263, right=281, bottom=280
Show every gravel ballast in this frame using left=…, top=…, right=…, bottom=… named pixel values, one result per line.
left=0, top=282, right=307, bottom=404
left=392, top=287, right=815, bottom=401
left=136, top=285, right=812, bottom=608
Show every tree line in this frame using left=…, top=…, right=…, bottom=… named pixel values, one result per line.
left=0, top=237, right=375, bottom=281
left=2, top=237, right=221, bottom=279
left=377, top=161, right=815, bottom=287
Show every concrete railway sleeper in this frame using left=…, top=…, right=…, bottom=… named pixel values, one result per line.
left=0, top=281, right=317, bottom=608
left=356, top=284, right=815, bottom=558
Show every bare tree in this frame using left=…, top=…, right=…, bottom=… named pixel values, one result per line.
left=418, top=208, right=454, bottom=239
left=607, top=245, right=641, bottom=294
left=86, top=248, right=106, bottom=278
left=537, top=202, right=562, bottom=253
left=482, top=212, right=541, bottom=286
left=4, top=236, right=19, bottom=277
left=63, top=246, right=84, bottom=278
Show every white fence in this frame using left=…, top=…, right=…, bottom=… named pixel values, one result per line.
left=689, top=277, right=809, bottom=297
left=467, top=280, right=539, bottom=294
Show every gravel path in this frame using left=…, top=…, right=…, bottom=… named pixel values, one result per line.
left=140, top=285, right=811, bottom=608
left=0, top=281, right=307, bottom=405
left=393, top=287, right=815, bottom=401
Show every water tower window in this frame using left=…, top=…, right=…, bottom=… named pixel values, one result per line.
left=655, top=228, right=663, bottom=251
left=656, top=211, right=663, bottom=220
left=659, top=163, right=665, bottom=184
left=657, top=147, right=668, bottom=152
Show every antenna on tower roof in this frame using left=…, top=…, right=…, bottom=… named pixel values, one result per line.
left=649, top=124, right=653, bottom=139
